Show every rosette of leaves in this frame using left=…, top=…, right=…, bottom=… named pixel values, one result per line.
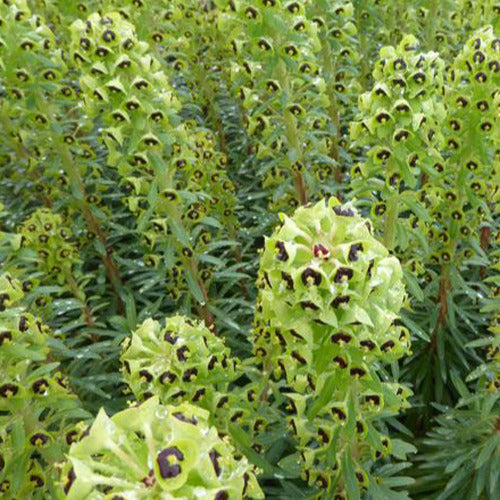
left=59, top=396, right=263, bottom=499
left=218, top=0, right=337, bottom=209
left=253, top=198, right=413, bottom=498
left=350, top=34, right=447, bottom=255
left=121, top=315, right=239, bottom=411
left=0, top=272, right=88, bottom=499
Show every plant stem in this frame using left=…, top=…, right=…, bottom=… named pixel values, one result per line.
left=278, top=59, right=308, bottom=206
left=58, top=144, right=125, bottom=314
left=63, top=267, right=94, bottom=327
left=425, top=0, right=439, bottom=50
left=383, top=195, right=399, bottom=250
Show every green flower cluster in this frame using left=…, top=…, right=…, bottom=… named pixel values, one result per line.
left=18, top=208, right=79, bottom=282
left=253, top=198, right=411, bottom=496
left=121, top=315, right=239, bottom=410
left=69, top=11, right=236, bottom=301
left=59, top=396, right=263, bottom=499
left=0, top=273, right=87, bottom=499
left=217, top=0, right=337, bottom=209
left=350, top=34, right=446, bottom=254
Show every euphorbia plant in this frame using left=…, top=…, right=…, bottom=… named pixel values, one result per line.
left=253, top=197, right=413, bottom=498
left=0, top=272, right=89, bottom=499
left=121, top=315, right=240, bottom=411
left=217, top=0, right=338, bottom=210
left=69, top=11, right=237, bottom=324
left=58, top=396, right=263, bottom=499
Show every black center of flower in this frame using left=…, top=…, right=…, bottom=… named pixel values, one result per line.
left=331, top=332, right=352, bottom=344
left=157, top=446, right=184, bottom=479
left=275, top=241, right=289, bottom=261
left=176, top=345, right=189, bottom=361
left=301, top=268, right=321, bottom=286
left=348, top=243, right=363, bottom=262
left=209, top=449, right=221, bottom=476
left=0, top=383, right=18, bottom=398
left=0, top=331, right=12, bottom=345
left=334, top=267, right=353, bottom=283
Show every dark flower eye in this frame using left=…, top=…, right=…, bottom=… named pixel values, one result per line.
left=489, top=60, right=500, bottom=72
left=258, top=39, right=272, bottom=51
left=139, top=370, right=153, bottom=382
left=333, top=356, right=348, bottom=368
left=32, top=378, right=49, bottom=394
left=66, top=430, right=79, bottom=445
left=157, top=447, right=184, bottom=479
left=246, top=6, right=258, bottom=18
left=393, top=58, right=406, bottom=70
left=475, top=72, right=487, bottom=82
left=333, top=205, right=354, bottom=217
left=210, top=449, right=221, bottom=476
left=0, top=330, right=12, bottom=345
left=331, top=295, right=350, bottom=308
left=173, top=411, right=197, bottom=424
left=29, top=432, right=50, bottom=446
left=182, top=368, right=197, bottom=382
left=348, top=244, right=363, bottom=261
left=331, top=332, right=352, bottom=344
left=30, top=474, right=44, bottom=488
left=123, top=38, right=134, bottom=50
left=334, top=267, right=353, bottom=283
left=381, top=340, right=395, bottom=352
left=473, top=51, right=485, bottom=63
left=301, top=268, right=321, bottom=286
left=376, top=149, right=391, bottom=160
left=331, top=407, right=346, bottom=420
left=176, top=345, right=189, bottom=361
left=0, top=383, right=18, bottom=397
left=95, top=46, right=110, bottom=57
left=291, top=351, right=307, bottom=364
left=350, top=367, right=367, bottom=377
left=164, top=330, right=178, bottom=344
left=360, top=339, right=376, bottom=350
left=275, top=241, right=289, bottom=261
left=159, top=371, right=176, bottom=384
left=375, top=111, right=391, bottom=123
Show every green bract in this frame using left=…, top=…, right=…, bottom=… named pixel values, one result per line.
left=121, top=315, right=239, bottom=410
left=59, top=396, right=263, bottom=499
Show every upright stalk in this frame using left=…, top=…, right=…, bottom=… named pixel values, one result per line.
left=278, top=59, right=308, bottom=206
left=58, top=144, right=125, bottom=314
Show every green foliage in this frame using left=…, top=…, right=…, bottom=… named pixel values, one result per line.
left=1, top=0, right=500, bottom=498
